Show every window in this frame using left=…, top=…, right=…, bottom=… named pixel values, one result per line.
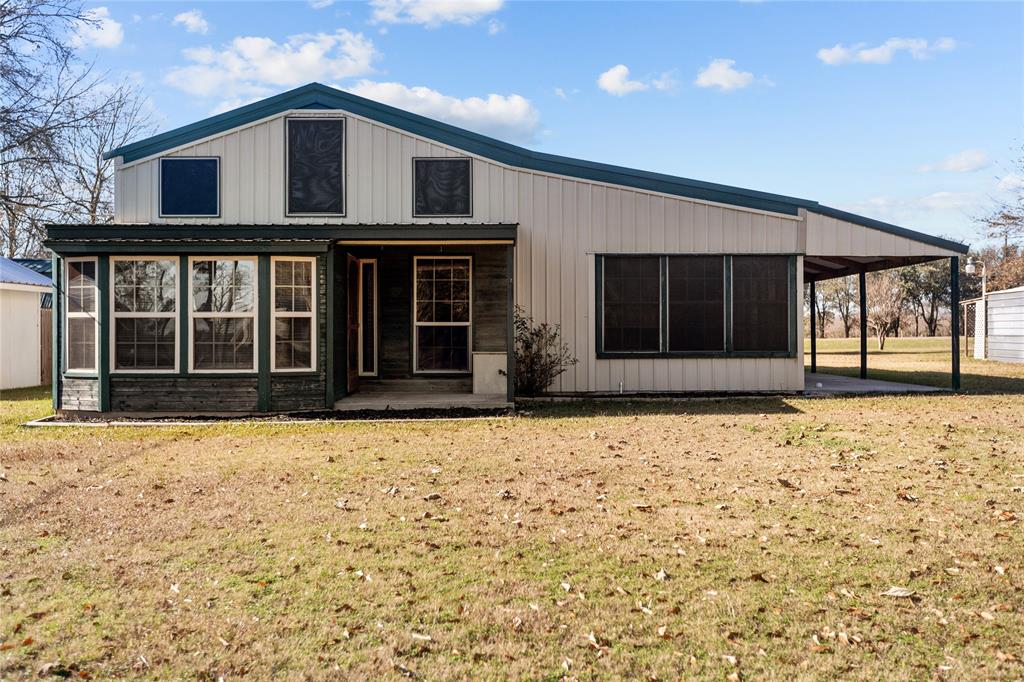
left=667, top=256, right=724, bottom=352
left=414, top=256, right=471, bottom=372
left=112, top=258, right=177, bottom=371
left=598, top=254, right=792, bottom=357
left=414, top=158, right=472, bottom=217
left=602, top=256, right=661, bottom=352
left=732, top=256, right=790, bottom=352
left=160, top=158, right=219, bottom=217
left=189, top=258, right=257, bottom=371
left=287, top=118, right=345, bottom=215
left=65, top=258, right=97, bottom=372
left=272, top=257, right=316, bottom=371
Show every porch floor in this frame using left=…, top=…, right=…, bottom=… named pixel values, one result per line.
left=804, top=372, right=946, bottom=396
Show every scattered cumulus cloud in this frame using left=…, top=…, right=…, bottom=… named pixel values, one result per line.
left=172, top=10, right=209, bottom=35
left=694, top=58, right=754, bottom=91
left=597, top=64, right=648, bottom=96
left=841, top=191, right=977, bottom=228
left=346, top=80, right=540, bottom=143
left=918, top=148, right=991, bottom=173
left=486, top=18, right=504, bottom=35
left=164, top=29, right=377, bottom=102
left=309, top=0, right=335, bottom=7
left=817, top=37, right=956, bottom=65
left=997, top=172, right=1024, bottom=193
left=370, top=0, right=503, bottom=27
left=71, top=6, right=123, bottom=49
left=553, top=86, right=580, bottom=101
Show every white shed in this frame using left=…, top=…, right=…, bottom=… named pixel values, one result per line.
left=0, top=258, right=52, bottom=390
left=970, top=285, right=1024, bottom=363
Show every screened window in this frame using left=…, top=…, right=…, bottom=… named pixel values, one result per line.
left=160, top=158, right=219, bottom=217
left=414, top=257, right=471, bottom=372
left=602, top=256, right=661, bottom=352
left=414, top=158, right=472, bottom=217
left=272, top=257, right=316, bottom=371
left=287, top=118, right=345, bottom=215
left=65, top=258, right=97, bottom=372
left=732, top=256, right=790, bottom=352
left=112, top=258, right=177, bottom=371
left=190, top=258, right=256, bottom=371
left=667, top=256, right=724, bottom=352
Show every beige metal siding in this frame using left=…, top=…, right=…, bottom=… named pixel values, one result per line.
left=804, top=209, right=960, bottom=258
left=987, top=288, right=1024, bottom=363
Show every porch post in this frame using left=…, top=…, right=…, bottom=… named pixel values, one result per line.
left=859, top=271, right=867, bottom=380
left=506, top=243, right=515, bottom=402
left=809, top=279, right=817, bottom=373
left=97, top=255, right=110, bottom=412
left=951, top=256, right=961, bottom=390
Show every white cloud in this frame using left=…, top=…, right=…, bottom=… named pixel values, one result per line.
left=71, top=7, right=123, bottom=49
left=817, top=37, right=956, bottom=65
left=309, top=0, right=335, bottom=7
left=370, top=0, right=503, bottom=27
left=346, top=80, right=540, bottom=143
left=997, top=172, right=1024, bottom=193
left=172, top=10, right=209, bottom=35
left=918, top=148, right=991, bottom=173
left=651, top=71, right=679, bottom=92
left=164, top=30, right=377, bottom=101
left=486, top=18, right=504, bottom=35
left=597, top=64, right=648, bottom=96
left=694, top=58, right=754, bottom=91
left=841, top=191, right=977, bottom=226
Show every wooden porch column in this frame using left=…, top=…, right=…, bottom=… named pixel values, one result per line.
left=809, top=279, right=817, bottom=373
left=859, top=271, right=867, bottom=380
left=951, top=256, right=961, bottom=390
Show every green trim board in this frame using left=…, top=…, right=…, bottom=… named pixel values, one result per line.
left=324, top=246, right=335, bottom=407
left=45, top=224, right=517, bottom=243
left=51, top=252, right=60, bottom=409
left=99, top=82, right=966, bottom=254
left=45, top=242, right=331, bottom=255
left=97, top=256, right=110, bottom=411
left=178, top=255, right=189, bottom=378
left=257, top=255, right=271, bottom=411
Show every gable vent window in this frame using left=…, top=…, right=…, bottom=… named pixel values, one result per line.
left=287, top=118, right=345, bottom=216
left=160, top=157, right=219, bottom=217
left=414, top=158, right=472, bottom=217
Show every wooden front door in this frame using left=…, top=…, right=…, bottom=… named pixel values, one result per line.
left=346, top=254, right=360, bottom=394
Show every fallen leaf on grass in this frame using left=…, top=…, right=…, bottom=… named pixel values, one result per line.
left=897, top=492, right=920, bottom=503
left=423, top=493, right=441, bottom=501
left=880, top=586, right=915, bottom=598
left=654, top=568, right=670, bottom=582
left=777, top=478, right=799, bottom=490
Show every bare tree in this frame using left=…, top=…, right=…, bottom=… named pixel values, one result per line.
left=865, top=270, right=905, bottom=350
left=806, top=281, right=833, bottom=337
left=976, top=144, right=1024, bottom=256
left=821, top=276, right=857, bottom=337
left=900, top=260, right=950, bottom=337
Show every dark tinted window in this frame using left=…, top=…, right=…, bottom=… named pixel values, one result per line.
left=667, top=256, right=724, bottom=351
left=160, top=158, right=218, bottom=216
left=414, top=158, right=471, bottom=216
left=288, top=118, right=344, bottom=215
left=602, top=256, right=660, bottom=352
left=732, top=256, right=790, bottom=352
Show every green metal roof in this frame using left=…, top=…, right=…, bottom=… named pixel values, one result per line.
left=104, top=82, right=968, bottom=254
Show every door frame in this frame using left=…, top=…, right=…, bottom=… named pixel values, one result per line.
left=357, top=258, right=378, bottom=377
left=345, top=254, right=359, bottom=394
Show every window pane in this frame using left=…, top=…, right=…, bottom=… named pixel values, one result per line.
left=192, top=260, right=255, bottom=312
left=417, top=326, right=469, bottom=371
left=732, top=256, right=790, bottom=352
left=274, top=317, right=312, bottom=369
left=193, top=318, right=254, bottom=370
left=114, top=260, right=175, bottom=313
left=288, top=118, right=344, bottom=214
left=415, top=158, right=471, bottom=216
left=115, top=318, right=175, bottom=370
left=667, top=256, right=724, bottom=352
left=67, top=317, right=96, bottom=371
left=161, top=158, right=218, bottom=216
left=602, top=256, right=660, bottom=352
left=67, top=260, right=97, bottom=313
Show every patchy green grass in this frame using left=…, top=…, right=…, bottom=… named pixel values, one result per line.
left=1, top=384, right=1023, bottom=679
left=806, top=336, right=1024, bottom=394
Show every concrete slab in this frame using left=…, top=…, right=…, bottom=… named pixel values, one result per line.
left=804, top=372, right=945, bottom=397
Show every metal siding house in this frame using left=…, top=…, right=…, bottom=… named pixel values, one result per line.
left=968, top=286, right=1024, bottom=363
left=44, top=83, right=968, bottom=415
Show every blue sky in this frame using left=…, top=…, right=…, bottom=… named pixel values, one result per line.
left=75, top=1, right=1022, bottom=243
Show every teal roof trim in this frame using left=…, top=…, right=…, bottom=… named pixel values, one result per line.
left=104, top=82, right=968, bottom=254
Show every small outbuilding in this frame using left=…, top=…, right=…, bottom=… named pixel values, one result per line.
left=0, top=258, right=53, bottom=390
left=965, top=285, right=1024, bottom=363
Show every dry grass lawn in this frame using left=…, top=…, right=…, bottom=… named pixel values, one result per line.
left=2, top=368, right=1023, bottom=679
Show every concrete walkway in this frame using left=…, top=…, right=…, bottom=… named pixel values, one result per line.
left=804, top=372, right=945, bottom=396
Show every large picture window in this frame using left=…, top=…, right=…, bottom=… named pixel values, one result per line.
left=112, top=258, right=177, bottom=371
left=287, top=118, right=345, bottom=215
left=413, top=256, right=471, bottom=372
left=413, top=158, right=472, bottom=217
left=160, top=157, right=219, bottom=217
left=272, top=257, right=316, bottom=371
left=598, top=254, right=792, bottom=357
left=189, top=258, right=257, bottom=372
left=65, top=258, right=98, bottom=372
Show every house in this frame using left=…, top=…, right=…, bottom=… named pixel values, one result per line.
left=1, top=258, right=52, bottom=391
left=44, top=82, right=968, bottom=415
left=965, top=285, right=1024, bottom=363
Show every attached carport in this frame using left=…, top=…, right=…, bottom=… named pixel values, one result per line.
left=800, top=206, right=970, bottom=391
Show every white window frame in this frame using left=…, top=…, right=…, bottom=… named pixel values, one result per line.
left=285, top=116, right=346, bottom=218
left=109, top=256, right=179, bottom=374
left=64, top=256, right=99, bottom=376
left=159, top=157, right=221, bottom=219
left=187, top=256, right=258, bottom=374
left=412, top=255, right=473, bottom=374
left=270, top=255, right=317, bottom=373
left=358, top=258, right=378, bottom=377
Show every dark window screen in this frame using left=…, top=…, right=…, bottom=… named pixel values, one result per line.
left=414, top=158, right=471, bottom=216
left=160, top=158, right=218, bottom=216
left=732, top=256, right=790, bottom=352
left=288, top=118, right=344, bottom=214
left=667, top=256, right=724, bottom=351
left=602, top=256, right=661, bottom=352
